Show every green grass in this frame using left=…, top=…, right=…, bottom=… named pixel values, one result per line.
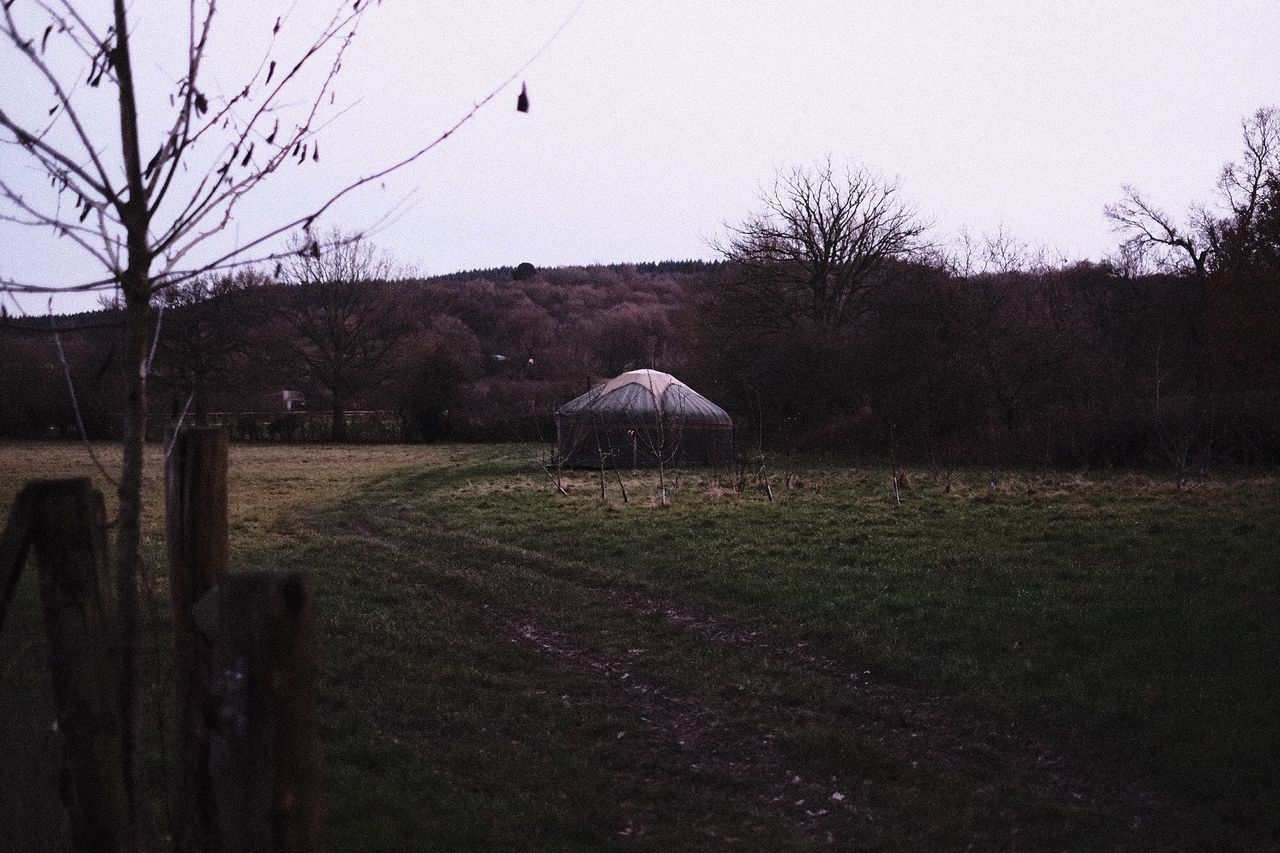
left=359, top=453, right=1280, bottom=840
left=2, top=442, right=1278, bottom=850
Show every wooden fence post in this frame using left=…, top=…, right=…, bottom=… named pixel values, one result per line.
left=0, top=487, right=36, bottom=637
left=211, top=571, right=324, bottom=853
left=21, top=479, right=127, bottom=853
left=166, top=427, right=229, bottom=853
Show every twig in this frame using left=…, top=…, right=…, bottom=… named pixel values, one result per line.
left=541, top=464, right=568, bottom=496
left=145, top=299, right=165, bottom=377
left=51, top=304, right=118, bottom=488
left=613, top=461, right=628, bottom=504
left=165, top=390, right=196, bottom=462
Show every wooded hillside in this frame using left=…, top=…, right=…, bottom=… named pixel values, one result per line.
left=3, top=249, right=1275, bottom=468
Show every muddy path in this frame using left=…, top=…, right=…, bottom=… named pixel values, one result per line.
left=309, top=499, right=1203, bottom=851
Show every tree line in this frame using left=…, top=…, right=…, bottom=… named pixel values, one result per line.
left=5, top=113, right=1279, bottom=468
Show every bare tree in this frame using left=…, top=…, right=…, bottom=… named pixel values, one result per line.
left=946, top=225, right=1060, bottom=278
left=279, top=229, right=407, bottom=440
left=1106, top=106, right=1280, bottom=389
left=154, top=270, right=263, bottom=422
left=714, top=159, right=929, bottom=332
left=1104, top=185, right=1215, bottom=279
left=1106, top=107, right=1280, bottom=279
left=1, top=6, right=379, bottom=837
left=1216, top=107, right=1280, bottom=243
left=0, top=2, right=573, bottom=845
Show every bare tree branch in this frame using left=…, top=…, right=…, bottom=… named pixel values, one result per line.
left=142, top=0, right=216, bottom=216
left=1104, top=184, right=1210, bottom=278
left=1, top=270, right=120, bottom=293
left=151, top=2, right=361, bottom=245
left=0, top=178, right=120, bottom=268
left=50, top=306, right=119, bottom=488
left=714, top=159, right=929, bottom=331
left=1, top=2, right=118, bottom=202
left=155, top=9, right=363, bottom=264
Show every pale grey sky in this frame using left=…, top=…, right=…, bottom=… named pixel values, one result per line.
left=3, top=1, right=1278, bottom=314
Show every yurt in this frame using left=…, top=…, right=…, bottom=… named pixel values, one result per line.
left=555, top=369, right=734, bottom=468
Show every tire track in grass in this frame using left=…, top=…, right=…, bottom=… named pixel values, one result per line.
left=327, top=514, right=867, bottom=847
left=312, top=500, right=1201, bottom=851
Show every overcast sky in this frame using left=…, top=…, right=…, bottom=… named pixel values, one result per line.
left=3, top=1, right=1279, bottom=314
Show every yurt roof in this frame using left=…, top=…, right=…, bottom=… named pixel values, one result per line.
left=556, top=369, right=731, bottom=426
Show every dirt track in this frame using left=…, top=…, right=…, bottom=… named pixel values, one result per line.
left=323, top=502, right=1197, bottom=851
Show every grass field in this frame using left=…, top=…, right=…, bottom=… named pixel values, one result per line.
left=2, top=442, right=1278, bottom=850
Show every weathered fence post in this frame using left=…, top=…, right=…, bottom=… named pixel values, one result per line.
left=1, top=479, right=128, bottom=853
left=166, top=426, right=230, bottom=853
left=210, top=571, right=324, bottom=853
left=0, top=487, right=36, bottom=637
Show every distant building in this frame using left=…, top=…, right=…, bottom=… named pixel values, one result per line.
left=281, top=390, right=306, bottom=413
left=555, top=369, right=733, bottom=468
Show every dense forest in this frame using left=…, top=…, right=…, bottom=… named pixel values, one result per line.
left=3, top=112, right=1278, bottom=469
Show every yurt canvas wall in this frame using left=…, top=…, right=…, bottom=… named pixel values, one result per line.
left=555, top=370, right=733, bottom=468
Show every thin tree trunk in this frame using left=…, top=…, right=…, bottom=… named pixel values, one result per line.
left=112, top=0, right=151, bottom=828
left=114, top=284, right=151, bottom=852
left=612, top=462, right=628, bottom=504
